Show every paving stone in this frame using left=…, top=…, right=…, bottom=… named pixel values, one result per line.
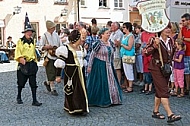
left=0, top=61, right=189, bottom=125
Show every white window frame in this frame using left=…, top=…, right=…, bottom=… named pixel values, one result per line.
left=56, top=0, right=67, bottom=2
left=30, top=22, right=39, bottom=41
left=114, top=0, right=123, bottom=8
left=23, top=0, right=38, bottom=2
left=80, top=0, right=86, bottom=6
left=0, top=28, right=3, bottom=45
left=99, top=0, right=107, bottom=7
left=54, top=0, right=67, bottom=4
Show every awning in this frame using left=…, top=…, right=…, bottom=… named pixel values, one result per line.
left=167, top=0, right=190, bottom=8
left=0, top=20, right=5, bottom=27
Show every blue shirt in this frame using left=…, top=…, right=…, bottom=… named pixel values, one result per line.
left=120, top=33, right=135, bottom=57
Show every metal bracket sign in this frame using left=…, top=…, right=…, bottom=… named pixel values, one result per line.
left=137, top=0, right=170, bottom=33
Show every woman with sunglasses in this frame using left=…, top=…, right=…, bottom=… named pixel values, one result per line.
left=144, top=23, right=181, bottom=123
left=120, top=22, right=135, bottom=93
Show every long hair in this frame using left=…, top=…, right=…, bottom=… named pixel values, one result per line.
left=175, top=38, right=186, bottom=51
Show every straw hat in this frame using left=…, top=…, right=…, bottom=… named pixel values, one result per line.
left=46, top=20, right=56, bottom=29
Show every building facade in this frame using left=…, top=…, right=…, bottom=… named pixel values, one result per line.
left=0, top=0, right=129, bottom=46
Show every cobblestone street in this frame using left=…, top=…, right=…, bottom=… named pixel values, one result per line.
left=0, top=61, right=190, bottom=126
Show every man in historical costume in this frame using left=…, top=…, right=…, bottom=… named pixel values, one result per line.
left=39, top=20, right=61, bottom=96
left=14, top=13, right=42, bottom=106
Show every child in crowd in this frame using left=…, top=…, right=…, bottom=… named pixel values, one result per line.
left=173, top=39, right=185, bottom=98
left=141, top=43, right=153, bottom=95
left=169, top=67, right=175, bottom=95
left=134, top=25, right=144, bottom=86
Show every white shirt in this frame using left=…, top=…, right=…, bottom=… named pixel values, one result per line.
left=160, top=37, right=171, bottom=51
left=39, top=31, right=61, bottom=60
left=109, top=29, right=123, bottom=59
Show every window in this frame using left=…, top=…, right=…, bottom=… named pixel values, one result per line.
left=99, top=0, right=107, bottom=7
left=30, top=22, right=39, bottom=41
left=114, top=0, right=123, bottom=8
left=54, top=0, right=68, bottom=5
left=55, top=24, right=66, bottom=33
left=22, top=0, right=38, bottom=3
left=81, top=0, right=85, bottom=6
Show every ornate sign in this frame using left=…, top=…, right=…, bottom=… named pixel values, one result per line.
left=137, top=0, right=169, bottom=33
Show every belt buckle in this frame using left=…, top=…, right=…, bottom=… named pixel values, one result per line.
left=155, top=59, right=160, bottom=64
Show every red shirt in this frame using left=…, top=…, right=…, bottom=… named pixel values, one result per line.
left=141, top=31, right=155, bottom=44
left=182, top=26, right=190, bottom=56
left=143, top=55, right=151, bottom=72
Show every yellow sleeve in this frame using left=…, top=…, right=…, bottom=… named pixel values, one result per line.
left=14, top=39, right=24, bottom=62
left=34, top=39, right=38, bottom=63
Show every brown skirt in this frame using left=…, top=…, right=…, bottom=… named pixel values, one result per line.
left=150, top=69, right=170, bottom=98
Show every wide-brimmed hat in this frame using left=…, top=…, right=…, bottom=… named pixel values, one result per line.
left=46, top=20, right=56, bottom=29
left=22, top=27, right=35, bottom=33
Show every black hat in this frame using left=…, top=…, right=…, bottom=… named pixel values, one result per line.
left=7, top=36, right=12, bottom=39
left=22, top=12, right=35, bottom=33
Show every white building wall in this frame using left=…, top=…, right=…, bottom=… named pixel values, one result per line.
left=79, top=0, right=129, bottom=27
left=0, top=0, right=66, bottom=45
left=0, top=0, right=129, bottom=45
left=167, top=7, right=190, bottom=22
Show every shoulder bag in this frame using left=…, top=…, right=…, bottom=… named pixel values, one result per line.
left=158, top=42, right=172, bottom=77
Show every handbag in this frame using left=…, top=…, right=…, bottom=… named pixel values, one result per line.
left=161, top=63, right=172, bottom=77
left=19, top=61, right=38, bottom=75
left=122, top=55, right=135, bottom=64
left=158, top=43, right=172, bottom=77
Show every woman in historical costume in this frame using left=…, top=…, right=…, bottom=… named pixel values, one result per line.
left=54, top=30, right=89, bottom=115
left=145, top=23, right=181, bottom=123
left=87, top=28, right=122, bottom=107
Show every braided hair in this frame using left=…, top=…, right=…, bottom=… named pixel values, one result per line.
left=68, top=30, right=81, bottom=43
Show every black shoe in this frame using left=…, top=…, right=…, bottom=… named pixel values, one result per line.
left=32, top=101, right=42, bottom=106
left=140, top=89, right=147, bottom=94
left=51, top=90, right=58, bottom=96
left=146, top=91, right=151, bottom=95
left=17, top=98, right=23, bottom=104
left=44, top=81, right=51, bottom=92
